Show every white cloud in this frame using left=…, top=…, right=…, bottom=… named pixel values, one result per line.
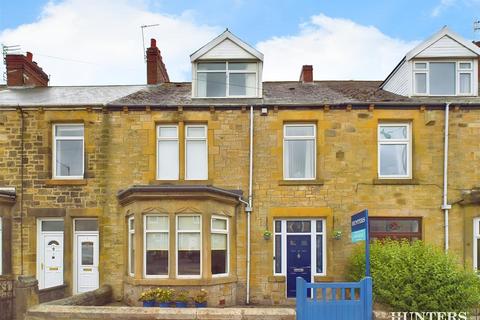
left=256, top=14, right=418, bottom=81
left=0, top=0, right=220, bottom=85
left=431, top=0, right=457, bottom=17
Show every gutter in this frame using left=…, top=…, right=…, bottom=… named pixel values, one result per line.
left=442, top=103, right=452, bottom=251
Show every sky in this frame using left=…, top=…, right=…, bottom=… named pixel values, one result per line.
left=0, top=0, right=479, bottom=86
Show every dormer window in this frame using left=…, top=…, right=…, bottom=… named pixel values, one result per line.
left=196, top=61, right=257, bottom=97
left=413, top=61, right=473, bottom=96
left=190, top=30, right=264, bottom=99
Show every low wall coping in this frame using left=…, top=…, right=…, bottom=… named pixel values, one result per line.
left=27, top=305, right=296, bottom=320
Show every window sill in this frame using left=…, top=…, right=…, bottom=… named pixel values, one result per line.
left=124, top=275, right=237, bottom=286
left=150, top=179, right=213, bottom=185
left=45, top=179, right=87, bottom=186
left=372, top=178, right=418, bottom=185
left=278, top=179, right=324, bottom=186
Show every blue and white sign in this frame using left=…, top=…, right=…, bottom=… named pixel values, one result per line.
left=351, top=209, right=371, bottom=277
left=351, top=210, right=367, bottom=243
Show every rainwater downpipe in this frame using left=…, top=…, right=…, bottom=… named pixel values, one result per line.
left=238, top=106, right=254, bottom=304
left=442, top=103, right=452, bottom=251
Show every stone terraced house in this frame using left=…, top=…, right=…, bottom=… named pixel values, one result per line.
left=1, top=26, right=480, bottom=307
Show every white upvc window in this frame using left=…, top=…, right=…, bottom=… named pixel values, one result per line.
left=474, top=218, right=480, bottom=272
left=144, top=215, right=169, bottom=278
left=283, top=124, right=316, bottom=180
left=378, top=123, right=412, bottom=179
left=157, top=125, right=179, bottom=180
left=128, top=216, right=134, bottom=276
left=273, top=219, right=326, bottom=277
left=185, top=125, right=208, bottom=180
left=413, top=60, right=474, bottom=96
left=176, top=215, right=201, bottom=278
left=211, top=216, right=229, bottom=277
left=53, top=124, right=84, bottom=179
left=196, top=61, right=257, bottom=97
left=0, top=217, right=2, bottom=275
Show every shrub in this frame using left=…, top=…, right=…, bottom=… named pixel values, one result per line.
left=348, top=240, right=480, bottom=312
left=138, top=288, right=156, bottom=302
left=154, top=288, right=174, bottom=303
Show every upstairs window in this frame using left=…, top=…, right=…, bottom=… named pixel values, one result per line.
left=413, top=61, right=473, bottom=96
left=283, top=124, right=316, bottom=180
left=378, top=123, right=411, bottom=179
left=185, top=125, right=208, bottom=180
left=53, top=124, right=84, bottom=179
left=157, top=125, right=179, bottom=180
left=196, top=62, right=257, bottom=97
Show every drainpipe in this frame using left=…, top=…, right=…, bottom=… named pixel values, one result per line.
left=442, top=103, right=452, bottom=251
left=238, top=106, right=254, bottom=304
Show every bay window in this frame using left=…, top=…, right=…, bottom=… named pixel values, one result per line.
left=128, top=217, right=134, bottom=276
left=0, top=217, right=2, bottom=275
left=211, top=217, right=228, bottom=276
left=474, top=218, right=480, bottom=271
left=378, top=123, right=411, bottom=179
left=53, top=124, right=84, bottom=179
left=185, top=125, right=208, bottom=180
left=283, top=124, right=316, bottom=180
left=157, top=125, right=179, bottom=180
left=177, top=215, right=201, bottom=277
left=144, top=215, right=169, bottom=277
left=196, top=62, right=257, bottom=97
left=413, top=61, right=474, bottom=96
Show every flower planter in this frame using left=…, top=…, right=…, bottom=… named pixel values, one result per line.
left=195, top=302, right=207, bottom=308
left=143, top=300, right=156, bottom=307
left=175, top=301, right=188, bottom=308
left=158, top=302, right=170, bottom=307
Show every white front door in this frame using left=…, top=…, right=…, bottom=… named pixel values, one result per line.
left=37, top=219, right=65, bottom=289
left=75, top=234, right=99, bottom=293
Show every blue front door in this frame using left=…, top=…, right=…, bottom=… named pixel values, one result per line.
left=287, top=235, right=311, bottom=298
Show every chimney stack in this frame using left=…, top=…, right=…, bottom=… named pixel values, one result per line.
left=146, top=38, right=170, bottom=84
left=5, top=51, right=49, bottom=87
left=299, top=65, right=313, bottom=83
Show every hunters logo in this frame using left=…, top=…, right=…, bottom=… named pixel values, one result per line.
left=391, top=312, right=468, bottom=320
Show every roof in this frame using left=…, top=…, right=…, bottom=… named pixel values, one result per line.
left=2, top=81, right=480, bottom=108
left=0, top=85, right=147, bottom=107
left=405, top=26, right=480, bottom=60
left=190, top=29, right=264, bottom=62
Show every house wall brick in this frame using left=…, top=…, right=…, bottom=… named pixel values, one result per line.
left=0, top=106, right=478, bottom=305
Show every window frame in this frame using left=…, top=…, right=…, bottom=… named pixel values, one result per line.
left=195, top=61, right=258, bottom=98
left=283, top=123, right=317, bottom=181
left=176, top=214, right=202, bottom=279
left=272, top=218, right=326, bottom=277
left=143, top=214, right=169, bottom=279
left=156, top=124, right=179, bottom=180
left=412, top=60, right=474, bottom=96
left=211, top=216, right=229, bottom=277
left=474, top=217, right=480, bottom=272
left=128, top=216, right=135, bottom=277
left=369, top=217, right=422, bottom=242
left=377, top=122, right=412, bottom=179
left=52, top=123, right=85, bottom=180
left=185, top=124, right=208, bottom=180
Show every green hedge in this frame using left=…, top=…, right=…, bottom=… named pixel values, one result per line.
left=348, top=240, right=480, bottom=312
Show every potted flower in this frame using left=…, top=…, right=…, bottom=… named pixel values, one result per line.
left=155, top=288, right=174, bottom=307
left=174, top=290, right=189, bottom=308
left=192, top=289, right=208, bottom=308
left=263, top=230, right=272, bottom=240
left=139, top=288, right=156, bottom=307
left=333, top=230, right=342, bottom=240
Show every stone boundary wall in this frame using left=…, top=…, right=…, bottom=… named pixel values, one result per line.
left=44, top=285, right=112, bottom=306
left=38, top=284, right=68, bottom=303
left=26, top=305, right=296, bottom=320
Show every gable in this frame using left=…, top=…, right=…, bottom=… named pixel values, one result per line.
left=416, top=35, right=477, bottom=58
left=200, top=38, right=257, bottom=60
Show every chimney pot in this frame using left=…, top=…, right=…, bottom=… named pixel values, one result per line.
left=300, top=65, right=313, bottom=83
left=150, top=38, right=156, bottom=48
left=26, top=52, right=33, bottom=61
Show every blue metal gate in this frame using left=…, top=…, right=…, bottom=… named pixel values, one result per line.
left=296, top=277, right=373, bottom=320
